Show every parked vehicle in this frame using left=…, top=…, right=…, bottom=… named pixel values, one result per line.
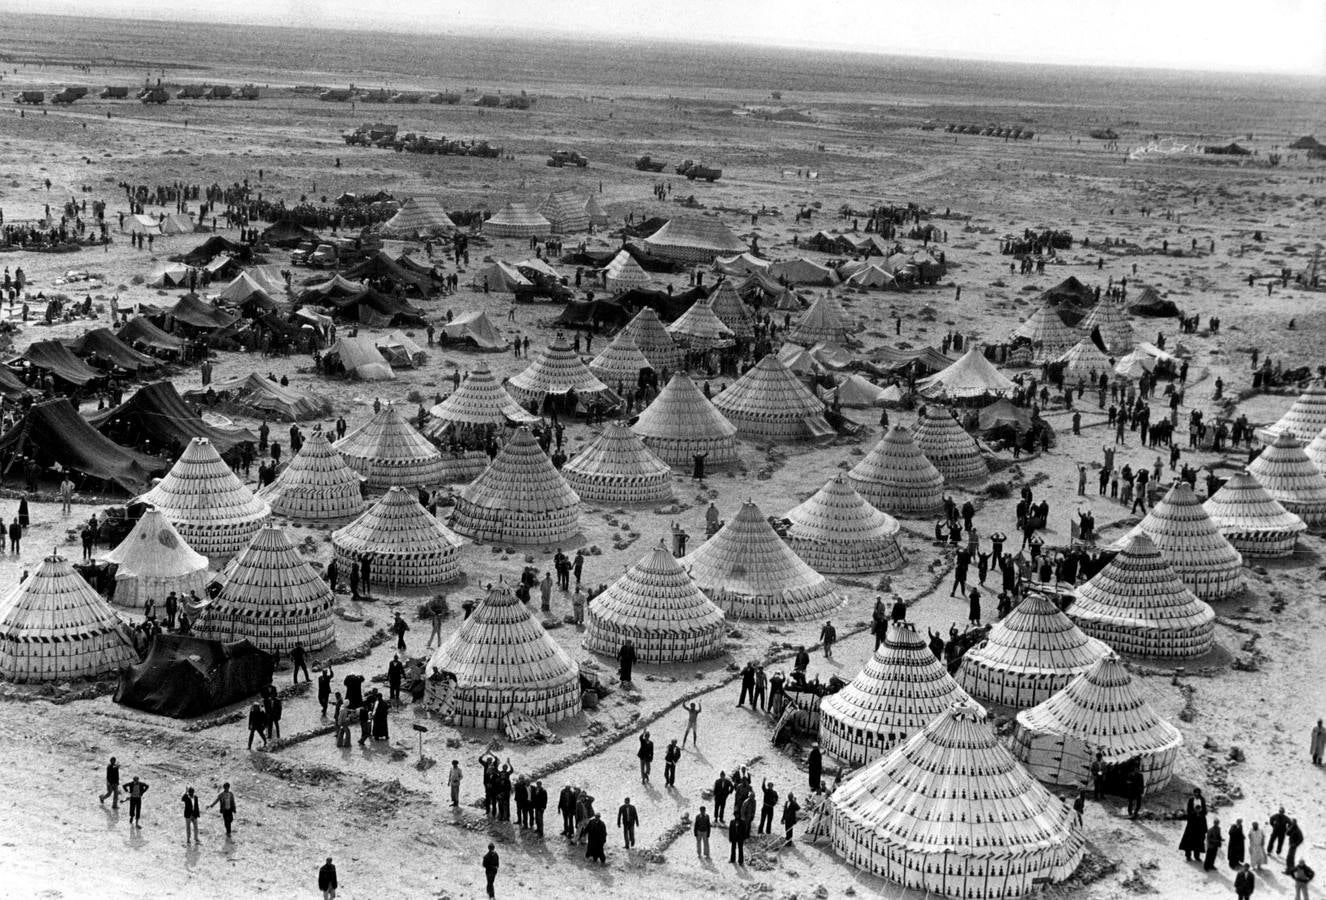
left=635, top=155, right=666, bottom=172
left=547, top=149, right=589, bottom=168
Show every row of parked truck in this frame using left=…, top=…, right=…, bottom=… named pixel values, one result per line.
left=341, top=123, right=503, bottom=157
left=14, top=85, right=260, bottom=105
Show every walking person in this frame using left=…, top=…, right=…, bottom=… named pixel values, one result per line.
left=681, top=701, right=701, bottom=747
left=617, top=797, right=639, bottom=848
left=637, top=731, right=654, bottom=783
left=425, top=606, right=444, bottom=648
left=99, top=756, right=120, bottom=808
left=482, top=843, right=500, bottom=898
left=181, top=787, right=200, bottom=844
left=124, top=776, right=149, bottom=828
left=247, top=702, right=267, bottom=749
left=391, top=612, right=409, bottom=651
left=819, top=620, right=836, bottom=659
left=318, top=858, right=338, bottom=900
left=664, top=739, right=681, bottom=787
left=1270, top=807, right=1289, bottom=856
left=1204, top=818, right=1224, bottom=871
left=208, top=782, right=237, bottom=839
left=694, top=806, right=712, bottom=859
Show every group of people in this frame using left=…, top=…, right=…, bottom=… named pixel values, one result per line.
left=97, top=755, right=237, bottom=843
left=1179, top=789, right=1315, bottom=898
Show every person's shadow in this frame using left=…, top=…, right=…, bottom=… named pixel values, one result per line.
left=102, top=805, right=120, bottom=830
left=184, top=843, right=201, bottom=871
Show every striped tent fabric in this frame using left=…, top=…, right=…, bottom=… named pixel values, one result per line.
left=711, top=354, right=835, bottom=442
left=1254, top=382, right=1326, bottom=445
left=681, top=500, right=842, bottom=621
left=820, top=621, right=981, bottom=766
left=912, top=406, right=989, bottom=483
left=603, top=250, right=650, bottom=292
left=537, top=189, right=589, bottom=234
left=334, top=405, right=448, bottom=491
left=332, top=487, right=464, bottom=588
left=429, top=365, right=539, bottom=428
left=380, top=196, right=454, bottom=237
left=561, top=422, right=673, bottom=505
left=630, top=373, right=739, bottom=468
left=0, top=554, right=137, bottom=683
left=957, top=593, right=1110, bottom=708
left=506, top=332, right=620, bottom=409
left=1307, top=425, right=1326, bottom=477
left=1009, top=305, right=1078, bottom=363
left=787, top=293, right=853, bottom=346
left=102, top=508, right=210, bottom=608
left=1057, top=338, right=1114, bottom=383
left=1246, top=431, right=1326, bottom=525
left=484, top=202, right=551, bottom=238
left=620, top=307, right=683, bottom=372
left=829, top=702, right=1084, bottom=899
left=783, top=474, right=906, bottom=574
left=424, top=581, right=581, bottom=729
left=1115, top=481, right=1245, bottom=600
left=1202, top=471, right=1307, bottom=557
left=588, top=330, right=654, bottom=391
left=139, top=438, right=272, bottom=560
left=450, top=427, right=581, bottom=546
left=583, top=542, right=727, bottom=663
left=641, top=217, right=747, bottom=265
left=666, top=298, right=736, bottom=350
left=1070, top=532, right=1216, bottom=657
left=848, top=425, right=945, bottom=517
left=584, top=194, right=610, bottom=227
left=917, top=347, right=1017, bottom=401
left=1078, top=298, right=1135, bottom=354
left=706, top=280, right=756, bottom=340
left=193, top=526, right=335, bottom=652
left=1013, top=653, right=1183, bottom=796
left=258, top=430, right=365, bottom=523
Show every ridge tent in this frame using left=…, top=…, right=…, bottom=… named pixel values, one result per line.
left=711, top=252, right=770, bottom=277
left=167, top=294, right=237, bottom=331
left=438, top=310, right=507, bottom=351
left=327, top=336, right=395, bottom=381
left=159, top=212, right=196, bottom=235
left=343, top=250, right=437, bottom=296
left=200, top=372, right=331, bottom=422
left=117, top=316, right=186, bottom=356
left=149, top=263, right=193, bottom=288
left=641, top=217, right=746, bottom=264
left=768, top=258, right=837, bottom=286
left=375, top=331, right=428, bottom=369
left=0, top=398, right=159, bottom=493
left=69, top=328, right=158, bottom=373
left=122, top=214, right=162, bottom=235
left=114, top=634, right=273, bottom=717
left=15, top=340, right=102, bottom=386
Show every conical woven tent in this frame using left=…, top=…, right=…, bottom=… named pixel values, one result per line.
left=139, top=438, right=271, bottom=559
left=706, top=280, right=756, bottom=340
left=197, top=526, right=336, bottom=652
left=1247, top=431, right=1326, bottom=525
left=958, top=593, right=1110, bottom=708
left=485, top=202, right=550, bottom=238
left=429, top=365, right=539, bottom=428
left=381, top=196, right=454, bottom=237
left=1255, top=382, right=1326, bottom=445
left=334, top=405, right=448, bottom=491
left=784, top=474, right=905, bottom=575
left=787, top=293, right=853, bottom=346
left=424, top=581, right=580, bottom=729
left=0, top=554, right=137, bottom=683
left=506, top=332, right=619, bottom=409
left=584, top=542, right=726, bottom=663
left=103, top=508, right=210, bottom=608
left=603, top=250, right=649, bottom=292
left=820, top=621, right=981, bottom=766
left=711, top=354, right=835, bottom=442
left=1079, top=299, right=1135, bottom=354
left=588, top=330, right=654, bottom=390
left=1115, top=481, right=1245, bottom=600
left=562, top=422, right=672, bottom=505
left=830, top=702, right=1084, bottom=899
left=642, top=217, right=746, bottom=264
left=681, top=500, right=842, bottom=621
left=1071, top=532, right=1216, bottom=657
left=912, top=406, right=988, bottom=482
left=665, top=298, right=736, bottom=350
left=450, top=427, right=581, bottom=545
left=537, top=189, right=589, bottom=234
left=917, top=347, right=1016, bottom=401
left=1202, top=471, right=1307, bottom=557
left=1057, top=338, right=1114, bottom=383
left=630, top=373, right=738, bottom=467
left=332, top=487, right=464, bottom=588
left=258, top=430, right=365, bottom=523
left=1307, top=425, right=1326, bottom=477
left=848, top=425, right=944, bottom=517
left=1013, top=653, right=1183, bottom=796
left=620, top=307, right=683, bottom=372
left=584, top=193, right=609, bottom=227
left=1010, top=305, right=1078, bottom=363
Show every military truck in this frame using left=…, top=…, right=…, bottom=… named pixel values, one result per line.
left=676, top=160, right=722, bottom=182
left=635, top=155, right=666, bottom=172
left=547, top=149, right=588, bottom=168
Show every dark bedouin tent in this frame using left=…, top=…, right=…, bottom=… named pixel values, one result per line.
left=176, top=235, right=249, bottom=268
left=87, top=381, right=256, bottom=457
left=114, top=634, right=273, bottom=718
left=1038, top=276, right=1097, bottom=311
left=612, top=286, right=708, bottom=322
left=69, top=328, right=159, bottom=373
left=1128, top=287, right=1181, bottom=318
left=197, top=372, right=333, bottom=422
left=0, top=365, right=31, bottom=398
left=260, top=221, right=321, bottom=248
left=166, top=294, right=238, bottom=331
left=15, top=340, right=103, bottom=386
left=343, top=250, right=436, bottom=296
left=117, top=316, right=188, bottom=356
left=555, top=298, right=634, bottom=331
left=322, top=288, right=425, bottom=326
left=0, top=399, right=160, bottom=492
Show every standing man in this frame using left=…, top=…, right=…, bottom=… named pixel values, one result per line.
left=181, top=787, right=201, bottom=844
left=558, top=785, right=576, bottom=838
left=1270, top=807, right=1289, bottom=857
left=208, top=782, right=237, bottom=839
left=637, top=731, right=654, bottom=783
left=448, top=760, right=463, bottom=807
left=1235, top=862, right=1255, bottom=900
left=124, top=775, right=149, bottom=828
left=737, top=663, right=755, bottom=707
left=584, top=813, right=608, bottom=864
left=391, top=612, right=409, bottom=651
left=318, top=858, right=338, bottom=900
left=694, top=805, right=712, bottom=859
left=618, top=639, right=637, bottom=684
left=425, top=606, right=445, bottom=649
left=59, top=474, right=74, bottom=515
left=617, top=797, right=639, bottom=849
left=712, top=771, right=732, bottom=824
left=681, top=701, right=701, bottom=747
left=387, top=655, right=405, bottom=704
left=1125, top=768, right=1144, bottom=819
left=531, top=780, right=547, bottom=836
left=663, top=739, right=681, bottom=787
left=819, top=620, right=836, bottom=659
left=290, top=641, right=309, bottom=684
left=1090, top=752, right=1107, bottom=800
left=808, top=743, right=823, bottom=792
left=727, top=814, right=746, bottom=866
left=99, top=756, right=120, bottom=808
left=482, top=843, right=500, bottom=898
left=758, top=780, right=779, bottom=835
left=781, top=793, right=800, bottom=844
left=1311, top=719, right=1326, bottom=765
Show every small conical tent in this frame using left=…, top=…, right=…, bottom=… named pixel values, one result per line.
left=333, top=405, right=448, bottom=491
left=620, top=307, right=683, bottom=371
left=1010, top=305, right=1078, bottom=363
left=484, top=202, right=550, bottom=238
left=912, top=406, right=988, bottom=482
left=505, top=332, right=619, bottom=410
left=1057, top=338, right=1114, bottom=383
left=1247, top=431, right=1326, bottom=525
left=706, top=280, right=756, bottom=340
left=584, top=193, right=609, bottom=227
left=1079, top=299, right=1134, bottom=354
left=562, top=422, right=672, bottom=505
left=603, top=250, right=649, bottom=292
left=584, top=542, right=726, bottom=663
left=537, top=189, right=589, bottom=234
left=829, top=702, right=1084, bottom=899
left=103, top=508, right=210, bottom=608
left=1013, top=653, right=1183, bottom=796
left=820, top=621, right=980, bottom=766
left=381, top=196, right=454, bottom=237
left=783, top=474, right=905, bottom=575
left=1071, top=533, right=1216, bottom=658
left=1115, top=481, right=1244, bottom=600
left=139, top=438, right=271, bottom=559
left=711, top=354, right=834, bottom=442
left=429, top=365, right=539, bottom=428
left=424, top=581, right=580, bottom=729
left=1202, top=471, right=1307, bottom=558
left=665, top=298, right=736, bottom=349
left=332, top=487, right=464, bottom=588
left=681, top=500, right=842, bottom=621
left=917, top=347, right=1016, bottom=401
left=630, top=373, right=738, bottom=468
left=848, top=425, right=944, bottom=516
left=1255, top=382, right=1326, bottom=445
left=787, top=293, right=853, bottom=345
left=1307, top=425, right=1326, bottom=477
left=258, top=430, right=365, bottom=523
left=450, top=427, right=581, bottom=545
left=957, top=593, right=1110, bottom=708
left=0, top=554, right=137, bottom=683
left=588, top=330, right=654, bottom=391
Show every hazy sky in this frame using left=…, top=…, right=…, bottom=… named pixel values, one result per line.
left=18, top=0, right=1326, bottom=76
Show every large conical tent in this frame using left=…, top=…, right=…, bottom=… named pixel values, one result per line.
left=621, top=307, right=684, bottom=372
left=820, top=621, right=980, bottom=766
left=1307, top=425, right=1326, bottom=477
left=848, top=425, right=944, bottom=516
left=1202, top=471, right=1307, bottom=557
left=584, top=193, right=609, bottom=227
left=506, top=332, right=619, bottom=410
left=381, top=196, right=454, bottom=237
left=197, top=526, right=336, bottom=652
left=1057, top=338, right=1114, bottom=382
left=706, top=280, right=756, bottom=340
left=537, top=189, right=589, bottom=234
left=784, top=474, right=905, bottom=575
left=830, top=703, right=1084, bottom=899
left=1071, top=533, right=1216, bottom=657
left=588, top=330, right=653, bottom=391
left=561, top=422, right=672, bottom=505
left=681, top=500, right=841, bottom=621
left=711, top=354, right=834, bottom=441
left=1013, top=653, right=1183, bottom=795
left=0, top=554, right=137, bottom=683
left=139, top=438, right=271, bottom=559
left=1246, top=431, right=1326, bottom=525
left=584, top=542, right=726, bottom=663
left=630, top=373, right=738, bottom=468
left=642, top=217, right=747, bottom=264
left=332, top=487, right=464, bottom=587
left=1010, top=305, right=1078, bottom=363
left=787, top=293, right=853, bottom=346
left=333, top=405, right=448, bottom=491
left=665, top=298, right=736, bottom=349
left=957, top=594, right=1110, bottom=708
left=1078, top=298, right=1134, bottom=354
left=103, top=508, right=210, bottom=608
left=258, top=430, right=365, bottom=523
left=424, top=581, right=580, bottom=729
left=1115, top=481, right=1244, bottom=600
left=912, top=406, right=988, bottom=482
left=917, top=347, right=1016, bottom=401
left=429, top=365, right=539, bottom=428
left=484, top=202, right=550, bottom=238
left=603, top=250, right=649, bottom=292
left=1255, top=382, right=1326, bottom=445
left=450, top=427, right=580, bottom=545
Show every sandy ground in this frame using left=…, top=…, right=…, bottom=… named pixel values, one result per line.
left=0, top=46, right=1324, bottom=900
